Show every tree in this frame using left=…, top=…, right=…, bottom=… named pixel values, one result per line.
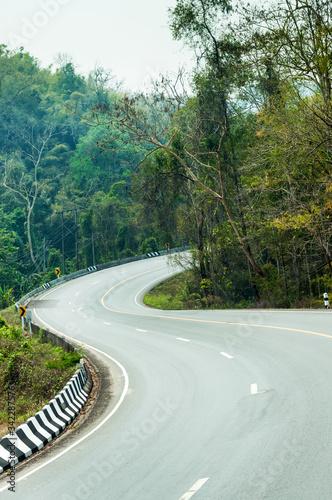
left=88, top=72, right=264, bottom=277
left=133, top=147, right=191, bottom=248
left=1, top=126, right=59, bottom=272
left=169, top=0, right=264, bottom=279
left=241, top=0, right=332, bottom=121
left=169, top=0, right=233, bottom=67
left=245, top=85, right=332, bottom=280
left=53, top=60, right=85, bottom=101
left=87, top=65, right=122, bottom=107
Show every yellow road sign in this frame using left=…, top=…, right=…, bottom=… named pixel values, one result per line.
left=55, top=268, right=61, bottom=276
left=19, top=306, right=26, bottom=317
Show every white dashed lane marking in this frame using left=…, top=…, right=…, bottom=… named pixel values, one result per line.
left=220, top=352, right=233, bottom=359
left=178, top=478, right=210, bottom=500
left=251, top=383, right=266, bottom=395
left=251, top=383, right=258, bottom=395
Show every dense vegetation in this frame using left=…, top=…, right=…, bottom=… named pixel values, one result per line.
left=1, top=0, right=331, bottom=308
left=0, top=313, right=81, bottom=437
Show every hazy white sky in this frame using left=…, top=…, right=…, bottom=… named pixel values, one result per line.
left=1, top=0, right=194, bottom=90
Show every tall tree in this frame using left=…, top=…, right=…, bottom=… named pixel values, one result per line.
left=1, top=126, right=59, bottom=272
left=89, top=73, right=264, bottom=276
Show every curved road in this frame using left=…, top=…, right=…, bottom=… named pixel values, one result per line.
left=1, top=254, right=332, bottom=499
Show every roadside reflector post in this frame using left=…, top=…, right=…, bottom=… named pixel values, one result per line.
left=26, top=310, right=32, bottom=337
left=323, top=292, right=330, bottom=309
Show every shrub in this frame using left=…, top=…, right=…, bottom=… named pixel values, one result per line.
left=0, top=323, right=84, bottom=434
left=0, top=316, right=8, bottom=328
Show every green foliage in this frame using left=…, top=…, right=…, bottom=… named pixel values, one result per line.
left=44, top=349, right=82, bottom=369
left=144, top=269, right=241, bottom=309
left=47, top=248, right=62, bottom=270
left=4, top=353, right=21, bottom=386
left=0, top=285, right=14, bottom=309
left=1, top=5, right=332, bottom=312
left=0, top=305, right=22, bottom=328
left=138, top=237, right=159, bottom=254
left=0, top=322, right=82, bottom=434
left=0, top=316, right=8, bottom=328
left=119, top=248, right=136, bottom=259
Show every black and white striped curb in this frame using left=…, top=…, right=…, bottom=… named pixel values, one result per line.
left=0, top=361, right=91, bottom=474
left=146, top=252, right=160, bottom=258
left=42, top=283, right=51, bottom=290
left=87, top=266, right=98, bottom=272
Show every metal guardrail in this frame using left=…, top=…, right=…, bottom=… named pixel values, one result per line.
left=16, top=246, right=190, bottom=308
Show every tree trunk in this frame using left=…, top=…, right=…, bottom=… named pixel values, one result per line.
left=27, top=206, right=40, bottom=273
left=219, top=192, right=264, bottom=277
left=196, top=205, right=208, bottom=281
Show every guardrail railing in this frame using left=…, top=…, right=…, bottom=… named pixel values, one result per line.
left=16, top=245, right=190, bottom=309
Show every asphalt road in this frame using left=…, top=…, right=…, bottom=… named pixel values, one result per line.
left=1, top=254, right=332, bottom=500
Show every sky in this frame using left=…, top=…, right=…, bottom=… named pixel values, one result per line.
left=1, top=0, right=195, bottom=91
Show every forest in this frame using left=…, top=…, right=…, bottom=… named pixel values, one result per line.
left=0, top=0, right=331, bottom=309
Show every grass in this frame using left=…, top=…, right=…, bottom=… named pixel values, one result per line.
left=144, top=269, right=257, bottom=310
left=143, top=270, right=210, bottom=310
left=143, top=269, right=325, bottom=310
left=144, top=271, right=189, bottom=310
left=0, top=305, right=22, bottom=328
left=0, top=313, right=82, bottom=438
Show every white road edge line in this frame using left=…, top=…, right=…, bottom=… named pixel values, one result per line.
left=136, top=329, right=147, bottom=332
left=220, top=352, right=233, bottom=359
left=177, top=337, right=190, bottom=342
left=0, top=308, right=129, bottom=492
left=178, top=477, right=210, bottom=500
left=103, top=322, right=112, bottom=325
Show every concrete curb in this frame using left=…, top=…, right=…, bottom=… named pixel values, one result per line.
left=0, top=360, right=90, bottom=474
